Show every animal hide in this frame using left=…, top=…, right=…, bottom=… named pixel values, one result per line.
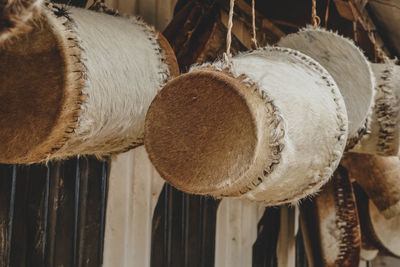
left=0, top=0, right=42, bottom=41
left=359, top=198, right=400, bottom=258
left=351, top=61, right=400, bottom=156
left=278, top=27, right=375, bottom=148
left=145, top=46, right=348, bottom=206
left=0, top=3, right=178, bottom=164
left=342, top=154, right=400, bottom=219
left=300, top=167, right=361, bottom=267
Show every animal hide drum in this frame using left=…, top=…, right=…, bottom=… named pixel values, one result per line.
left=300, top=167, right=361, bottom=267
left=342, top=153, right=400, bottom=219
left=350, top=61, right=400, bottom=156
left=145, top=46, right=348, bottom=206
left=0, top=0, right=43, bottom=41
left=0, top=3, right=179, bottom=164
left=358, top=197, right=400, bottom=258
left=278, top=27, right=375, bottom=148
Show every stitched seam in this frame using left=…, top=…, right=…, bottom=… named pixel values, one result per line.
left=374, top=63, right=399, bottom=155
left=333, top=175, right=360, bottom=266
left=63, top=7, right=173, bottom=157
left=188, top=62, right=286, bottom=198
left=43, top=3, right=86, bottom=162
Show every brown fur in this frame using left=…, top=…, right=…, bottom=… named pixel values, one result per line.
left=0, top=0, right=41, bottom=41
left=0, top=9, right=85, bottom=164
left=156, top=31, right=179, bottom=78
left=0, top=5, right=179, bottom=164
left=145, top=69, right=260, bottom=194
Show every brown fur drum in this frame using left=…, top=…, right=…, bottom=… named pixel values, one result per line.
left=0, top=3, right=178, bottom=164
left=145, top=46, right=348, bottom=206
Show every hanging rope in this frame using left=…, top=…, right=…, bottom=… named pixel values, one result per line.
left=348, top=3, right=358, bottom=43
left=311, top=0, right=321, bottom=27
left=353, top=21, right=358, bottom=43
left=349, top=2, right=384, bottom=61
left=324, top=0, right=331, bottom=26
left=251, top=0, right=258, bottom=48
left=224, top=0, right=235, bottom=64
left=367, top=23, right=385, bottom=62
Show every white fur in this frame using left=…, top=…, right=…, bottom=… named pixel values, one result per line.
left=278, top=27, right=375, bottom=144
left=48, top=7, right=170, bottom=160
left=191, top=47, right=348, bottom=205
left=352, top=62, right=400, bottom=156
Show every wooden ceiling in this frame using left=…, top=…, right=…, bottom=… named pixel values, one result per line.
left=169, top=0, right=399, bottom=66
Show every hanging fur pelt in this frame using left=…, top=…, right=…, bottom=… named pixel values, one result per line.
left=0, top=0, right=42, bottom=41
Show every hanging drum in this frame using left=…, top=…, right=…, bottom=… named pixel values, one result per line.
left=342, top=153, right=400, bottom=219
left=145, top=47, right=348, bottom=206
left=300, top=166, right=361, bottom=267
left=350, top=61, right=400, bottom=156
left=278, top=27, right=375, bottom=148
left=0, top=3, right=179, bottom=164
left=358, top=195, right=400, bottom=258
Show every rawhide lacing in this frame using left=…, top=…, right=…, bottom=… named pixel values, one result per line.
left=374, top=62, right=399, bottom=155
left=333, top=173, right=361, bottom=266
left=346, top=120, right=370, bottom=150
left=43, top=3, right=86, bottom=163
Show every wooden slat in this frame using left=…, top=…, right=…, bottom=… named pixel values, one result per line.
left=215, top=199, right=264, bottom=267
left=103, top=147, right=165, bottom=267
left=276, top=206, right=298, bottom=267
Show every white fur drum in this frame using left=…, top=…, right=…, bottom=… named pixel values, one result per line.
left=278, top=27, right=375, bottom=148
left=351, top=61, right=400, bottom=156
left=145, top=47, right=348, bottom=206
left=0, top=3, right=179, bottom=164
left=360, top=199, right=400, bottom=258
